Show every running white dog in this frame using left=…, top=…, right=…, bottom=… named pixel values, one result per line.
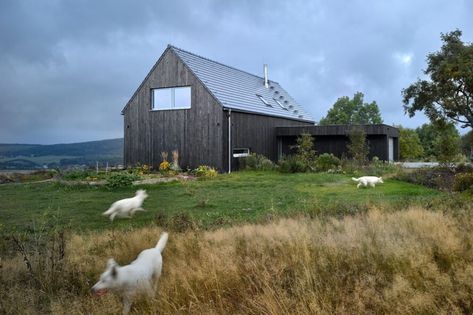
left=103, top=189, right=148, bottom=221
left=352, top=176, right=384, bottom=188
left=91, top=232, right=168, bottom=314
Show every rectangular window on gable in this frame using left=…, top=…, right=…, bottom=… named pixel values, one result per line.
left=152, top=86, right=191, bottom=110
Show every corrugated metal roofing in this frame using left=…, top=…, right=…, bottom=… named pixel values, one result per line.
left=170, top=46, right=315, bottom=123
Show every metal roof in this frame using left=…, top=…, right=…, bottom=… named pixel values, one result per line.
left=169, top=46, right=315, bottom=123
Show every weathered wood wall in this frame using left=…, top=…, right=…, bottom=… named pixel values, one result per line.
left=123, top=48, right=224, bottom=170
left=223, top=112, right=313, bottom=171
left=277, top=124, right=400, bottom=161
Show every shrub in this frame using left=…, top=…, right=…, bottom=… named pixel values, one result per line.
left=240, top=153, right=275, bottom=171
left=193, top=165, right=218, bottom=179
left=394, top=167, right=456, bottom=190
left=294, top=133, right=317, bottom=169
left=347, top=127, right=369, bottom=165
left=159, top=161, right=170, bottom=172
left=171, top=150, right=181, bottom=172
left=453, top=172, right=473, bottom=192
left=105, top=172, right=139, bottom=189
left=62, top=169, right=93, bottom=180
left=278, top=155, right=308, bottom=173
left=315, top=153, right=341, bottom=172
left=127, top=164, right=152, bottom=176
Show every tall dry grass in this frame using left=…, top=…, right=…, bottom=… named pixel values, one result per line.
left=2, top=207, right=473, bottom=314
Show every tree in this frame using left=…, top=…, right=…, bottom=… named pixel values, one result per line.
left=347, top=127, right=369, bottom=165
left=402, top=30, right=473, bottom=129
left=461, top=130, right=473, bottom=158
left=295, top=133, right=317, bottom=167
left=399, top=126, right=424, bottom=160
left=434, top=126, right=461, bottom=164
left=320, top=92, right=383, bottom=125
left=415, top=122, right=461, bottom=160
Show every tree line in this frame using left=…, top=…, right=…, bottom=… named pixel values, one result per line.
left=318, top=29, right=473, bottom=163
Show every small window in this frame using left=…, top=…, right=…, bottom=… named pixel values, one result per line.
left=152, top=86, right=191, bottom=110
left=256, top=94, right=271, bottom=107
left=233, top=148, right=250, bottom=157
left=273, top=98, right=288, bottom=110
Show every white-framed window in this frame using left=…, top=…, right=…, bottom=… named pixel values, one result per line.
left=151, top=86, right=191, bottom=110
left=233, top=148, right=250, bottom=157
left=256, top=94, right=272, bottom=107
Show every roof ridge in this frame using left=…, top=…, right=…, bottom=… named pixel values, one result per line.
left=168, top=44, right=279, bottom=84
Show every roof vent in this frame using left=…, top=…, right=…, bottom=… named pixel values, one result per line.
left=264, top=64, right=269, bottom=88
left=298, top=115, right=304, bottom=119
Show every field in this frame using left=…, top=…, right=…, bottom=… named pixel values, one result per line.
left=0, top=172, right=441, bottom=233
left=1, top=171, right=473, bottom=314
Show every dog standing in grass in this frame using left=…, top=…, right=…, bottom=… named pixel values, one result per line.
left=91, top=232, right=168, bottom=314
left=352, top=176, right=384, bottom=188
left=103, top=189, right=149, bottom=221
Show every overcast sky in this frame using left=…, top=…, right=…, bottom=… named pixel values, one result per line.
left=0, top=0, right=471, bottom=144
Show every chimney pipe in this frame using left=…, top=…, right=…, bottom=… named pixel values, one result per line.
left=264, top=64, right=269, bottom=88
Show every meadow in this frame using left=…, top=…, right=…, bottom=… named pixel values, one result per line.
left=0, top=171, right=441, bottom=233
left=1, top=171, right=473, bottom=314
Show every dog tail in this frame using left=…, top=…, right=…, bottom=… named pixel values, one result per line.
left=351, top=177, right=359, bottom=182
left=102, top=205, right=115, bottom=216
left=156, top=232, right=168, bottom=253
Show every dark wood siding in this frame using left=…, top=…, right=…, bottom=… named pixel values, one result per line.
left=277, top=124, right=400, bottom=161
left=222, top=111, right=313, bottom=171
left=123, top=49, right=224, bottom=170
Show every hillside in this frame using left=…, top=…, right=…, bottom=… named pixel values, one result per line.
left=0, top=138, right=123, bottom=169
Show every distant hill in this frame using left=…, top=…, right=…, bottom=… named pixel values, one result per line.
left=0, top=138, right=123, bottom=170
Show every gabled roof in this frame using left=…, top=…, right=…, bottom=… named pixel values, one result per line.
left=123, top=45, right=315, bottom=123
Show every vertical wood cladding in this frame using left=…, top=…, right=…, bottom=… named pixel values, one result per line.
left=277, top=125, right=400, bottom=161
left=123, top=49, right=223, bottom=170
left=222, top=112, right=313, bottom=171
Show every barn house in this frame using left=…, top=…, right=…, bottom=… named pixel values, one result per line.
left=122, top=45, right=399, bottom=172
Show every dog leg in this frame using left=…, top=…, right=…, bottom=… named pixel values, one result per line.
left=110, top=212, right=117, bottom=221
left=357, top=183, right=361, bottom=189
left=131, top=208, right=146, bottom=216
left=122, top=296, right=132, bottom=315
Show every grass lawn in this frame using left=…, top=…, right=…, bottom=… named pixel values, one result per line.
left=0, top=171, right=443, bottom=233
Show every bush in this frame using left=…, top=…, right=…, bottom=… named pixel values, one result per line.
left=159, top=161, right=170, bottom=172
left=278, top=155, right=308, bottom=173
left=315, top=153, right=341, bottom=172
left=240, top=154, right=275, bottom=171
left=193, top=165, right=218, bottom=179
left=394, top=167, right=455, bottom=190
left=453, top=172, right=473, bottom=192
left=62, top=169, right=93, bottom=180
left=105, top=172, right=140, bottom=189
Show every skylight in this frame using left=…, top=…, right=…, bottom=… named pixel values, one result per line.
left=256, top=94, right=271, bottom=107
left=274, top=98, right=288, bottom=110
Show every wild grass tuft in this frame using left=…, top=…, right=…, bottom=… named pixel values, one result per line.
left=2, top=206, right=473, bottom=314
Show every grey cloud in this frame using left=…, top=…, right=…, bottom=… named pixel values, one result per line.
left=0, top=0, right=472, bottom=144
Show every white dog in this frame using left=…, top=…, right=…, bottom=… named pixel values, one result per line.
left=91, top=232, right=168, bottom=314
left=103, top=189, right=149, bottom=221
left=352, top=176, right=384, bottom=188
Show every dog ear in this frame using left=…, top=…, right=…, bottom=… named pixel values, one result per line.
left=111, top=266, right=118, bottom=278
left=107, top=258, right=116, bottom=268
